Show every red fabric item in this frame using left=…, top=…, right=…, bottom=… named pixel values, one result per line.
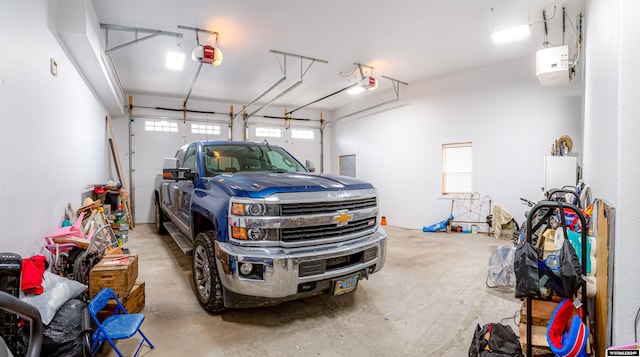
left=21, top=255, right=47, bottom=295
left=548, top=299, right=574, bottom=347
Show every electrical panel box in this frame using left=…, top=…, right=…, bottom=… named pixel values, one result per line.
left=536, top=45, right=570, bottom=86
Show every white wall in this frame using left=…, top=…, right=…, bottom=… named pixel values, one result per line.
left=328, top=57, right=583, bottom=230
left=583, top=0, right=640, bottom=345
left=615, top=0, right=640, bottom=345
left=581, top=1, right=619, bottom=203
left=0, top=0, right=110, bottom=257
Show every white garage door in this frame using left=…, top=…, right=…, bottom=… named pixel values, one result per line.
left=131, top=118, right=321, bottom=224
left=132, top=117, right=230, bottom=224
left=246, top=123, right=321, bottom=170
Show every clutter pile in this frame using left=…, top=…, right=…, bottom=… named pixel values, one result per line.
left=514, top=198, right=592, bottom=356
left=0, top=183, right=146, bottom=356
left=469, top=183, right=600, bottom=356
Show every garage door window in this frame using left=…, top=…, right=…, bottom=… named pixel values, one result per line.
left=442, top=142, right=472, bottom=194
left=291, top=129, right=314, bottom=139
left=145, top=120, right=178, bottom=133
left=255, top=127, right=281, bottom=138
left=191, top=124, right=221, bottom=135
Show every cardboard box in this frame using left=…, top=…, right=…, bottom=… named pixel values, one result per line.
left=89, top=254, right=138, bottom=298
left=97, top=281, right=145, bottom=321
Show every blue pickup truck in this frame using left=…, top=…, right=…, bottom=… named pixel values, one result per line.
left=153, top=140, right=387, bottom=312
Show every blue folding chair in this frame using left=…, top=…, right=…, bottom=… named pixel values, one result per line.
left=88, top=287, right=154, bottom=357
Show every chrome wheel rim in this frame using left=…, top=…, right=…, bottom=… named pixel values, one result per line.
left=193, top=245, right=211, bottom=301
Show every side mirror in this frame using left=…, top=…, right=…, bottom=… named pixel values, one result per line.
left=182, top=170, right=197, bottom=180
left=162, top=158, right=179, bottom=180
left=305, top=160, right=316, bottom=173
left=162, top=158, right=196, bottom=181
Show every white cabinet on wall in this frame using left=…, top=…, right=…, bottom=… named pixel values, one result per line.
left=544, top=156, right=577, bottom=191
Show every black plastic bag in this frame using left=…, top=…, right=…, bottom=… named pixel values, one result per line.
left=558, top=237, right=582, bottom=298
left=514, top=242, right=541, bottom=298
left=514, top=235, right=582, bottom=299
left=514, top=200, right=583, bottom=299
left=469, top=322, right=523, bottom=357
left=41, top=299, right=90, bottom=357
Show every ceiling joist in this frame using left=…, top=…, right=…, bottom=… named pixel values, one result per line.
left=333, top=76, right=408, bottom=122
left=240, top=50, right=328, bottom=121
left=100, top=23, right=183, bottom=53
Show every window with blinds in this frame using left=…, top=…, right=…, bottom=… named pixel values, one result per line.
left=442, top=142, right=472, bottom=194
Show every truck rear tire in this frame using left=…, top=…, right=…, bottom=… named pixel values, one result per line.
left=154, top=195, right=167, bottom=234
left=192, top=231, right=226, bottom=312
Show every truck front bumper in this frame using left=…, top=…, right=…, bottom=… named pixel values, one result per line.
left=214, top=227, right=387, bottom=302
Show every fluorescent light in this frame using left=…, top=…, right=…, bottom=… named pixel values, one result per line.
left=491, top=24, right=531, bottom=44
left=347, top=85, right=366, bottom=95
left=165, top=51, right=185, bottom=70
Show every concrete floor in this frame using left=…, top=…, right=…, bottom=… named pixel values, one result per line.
left=99, top=225, right=523, bottom=357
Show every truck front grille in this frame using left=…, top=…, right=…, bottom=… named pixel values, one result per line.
left=298, top=247, right=377, bottom=277
left=281, top=217, right=376, bottom=242
left=230, top=190, right=379, bottom=248
left=280, top=197, right=377, bottom=216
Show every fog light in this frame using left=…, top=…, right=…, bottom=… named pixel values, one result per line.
left=248, top=228, right=267, bottom=240
left=240, top=262, right=253, bottom=276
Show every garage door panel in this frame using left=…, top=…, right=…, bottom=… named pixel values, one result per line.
left=247, top=124, right=321, bottom=168
left=133, top=170, right=157, bottom=223
left=132, top=117, right=231, bottom=224
left=132, top=119, right=319, bottom=224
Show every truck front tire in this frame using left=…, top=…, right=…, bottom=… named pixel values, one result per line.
left=154, top=195, right=167, bottom=234
left=192, top=231, right=226, bottom=312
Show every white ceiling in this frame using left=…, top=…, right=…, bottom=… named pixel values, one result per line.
left=92, top=0, right=585, bottom=113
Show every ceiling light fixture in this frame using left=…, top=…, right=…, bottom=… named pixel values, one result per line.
left=166, top=51, right=185, bottom=70
left=490, top=6, right=532, bottom=45
left=491, top=24, right=531, bottom=44
left=165, top=37, right=186, bottom=70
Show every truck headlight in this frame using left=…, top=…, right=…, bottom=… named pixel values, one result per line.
left=231, top=227, right=278, bottom=241
left=229, top=199, right=280, bottom=243
left=231, top=202, right=279, bottom=216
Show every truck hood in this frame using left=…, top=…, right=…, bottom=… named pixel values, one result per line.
left=209, top=172, right=373, bottom=198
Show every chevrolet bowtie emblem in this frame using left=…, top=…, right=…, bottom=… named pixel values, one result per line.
left=333, top=210, right=353, bottom=227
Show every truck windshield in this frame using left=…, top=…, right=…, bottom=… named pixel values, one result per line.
left=202, top=144, right=307, bottom=176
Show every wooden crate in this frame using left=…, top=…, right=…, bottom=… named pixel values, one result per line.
left=519, top=323, right=550, bottom=348
left=519, top=298, right=591, bottom=355
left=89, top=254, right=138, bottom=298
left=97, top=281, right=145, bottom=321
left=520, top=299, right=560, bottom=326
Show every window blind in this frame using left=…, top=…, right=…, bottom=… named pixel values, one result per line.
left=442, top=142, right=472, bottom=194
